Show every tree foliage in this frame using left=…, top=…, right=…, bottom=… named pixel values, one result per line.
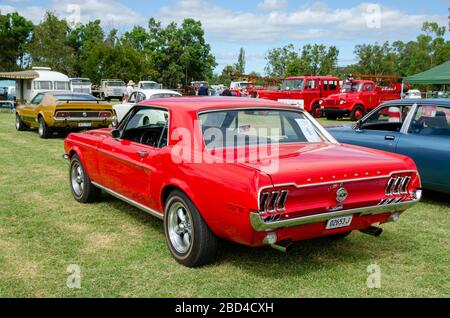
left=0, top=12, right=33, bottom=71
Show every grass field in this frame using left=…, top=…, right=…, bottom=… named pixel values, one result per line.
left=0, top=111, right=449, bottom=298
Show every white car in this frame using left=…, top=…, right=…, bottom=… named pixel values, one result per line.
left=405, top=89, right=422, bottom=99
left=113, top=89, right=181, bottom=122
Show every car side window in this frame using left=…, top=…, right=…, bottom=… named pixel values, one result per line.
left=364, top=84, right=374, bottom=92
left=306, top=80, right=317, bottom=90
left=408, top=105, right=450, bottom=136
left=137, top=92, right=146, bottom=102
left=30, top=94, right=44, bottom=105
left=121, top=108, right=169, bottom=148
left=128, top=93, right=137, bottom=103
left=361, top=105, right=412, bottom=132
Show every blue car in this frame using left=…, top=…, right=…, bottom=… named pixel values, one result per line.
left=327, top=99, right=450, bottom=194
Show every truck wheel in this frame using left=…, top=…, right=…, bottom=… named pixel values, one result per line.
left=350, top=106, right=365, bottom=121
left=326, top=113, right=338, bottom=120
left=311, top=103, right=323, bottom=118
left=15, top=114, right=28, bottom=131
left=69, top=154, right=101, bottom=203
left=38, top=116, right=52, bottom=139
left=164, top=190, right=218, bottom=267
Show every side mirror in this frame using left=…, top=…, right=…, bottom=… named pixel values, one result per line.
left=111, top=129, right=121, bottom=139
left=354, top=120, right=362, bottom=131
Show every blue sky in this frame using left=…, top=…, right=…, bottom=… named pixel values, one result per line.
left=1, top=0, right=449, bottom=74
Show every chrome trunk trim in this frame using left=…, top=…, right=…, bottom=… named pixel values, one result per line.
left=250, top=196, right=421, bottom=232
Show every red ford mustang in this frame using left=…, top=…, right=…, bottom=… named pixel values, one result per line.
left=64, top=97, right=422, bottom=267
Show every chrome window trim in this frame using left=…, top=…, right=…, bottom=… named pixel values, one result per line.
left=92, top=181, right=163, bottom=220
left=400, top=103, right=418, bottom=134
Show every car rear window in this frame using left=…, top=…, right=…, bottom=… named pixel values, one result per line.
left=53, top=94, right=98, bottom=101
left=198, top=109, right=328, bottom=149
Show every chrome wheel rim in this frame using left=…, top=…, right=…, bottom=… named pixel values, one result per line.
left=71, top=162, right=84, bottom=197
left=38, top=120, right=43, bottom=136
left=167, top=201, right=192, bottom=254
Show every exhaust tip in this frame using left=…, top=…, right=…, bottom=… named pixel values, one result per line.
left=360, top=226, right=383, bottom=237
left=270, top=241, right=294, bottom=253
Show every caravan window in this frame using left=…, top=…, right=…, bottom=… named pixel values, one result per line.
left=34, top=81, right=52, bottom=90
left=55, top=81, right=70, bottom=90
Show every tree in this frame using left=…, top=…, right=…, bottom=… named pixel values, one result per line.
left=286, top=44, right=339, bottom=76
left=264, top=44, right=297, bottom=77
left=235, top=48, right=246, bottom=74
left=28, top=12, right=76, bottom=75
left=0, top=12, right=33, bottom=71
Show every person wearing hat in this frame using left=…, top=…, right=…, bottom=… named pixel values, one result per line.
left=126, top=80, right=135, bottom=97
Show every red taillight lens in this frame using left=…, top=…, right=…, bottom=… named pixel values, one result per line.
left=56, top=111, right=70, bottom=118
left=99, top=111, right=111, bottom=118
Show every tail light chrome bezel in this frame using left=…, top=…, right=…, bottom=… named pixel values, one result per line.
left=259, top=190, right=289, bottom=215
left=385, top=175, right=412, bottom=197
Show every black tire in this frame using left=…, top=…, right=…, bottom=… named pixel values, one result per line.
left=15, top=113, right=28, bottom=131
left=311, top=103, right=323, bottom=118
left=350, top=105, right=365, bottom=121
left=38, top=116, right=52, bottom=139
left=69, top=154, right=101, bottom=203
left=326, top=231, right=352, bottom=240
left=164, top=190, right=218, bottom=267
left=326, top=113, right=338, bottom=120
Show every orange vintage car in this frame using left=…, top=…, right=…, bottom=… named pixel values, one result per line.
left=15, top=92, right=115, bottom=138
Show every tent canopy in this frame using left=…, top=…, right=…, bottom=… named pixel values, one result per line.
left=0, top=70, right=39, bottom=80
left=404, top=60, right=450, bottom=85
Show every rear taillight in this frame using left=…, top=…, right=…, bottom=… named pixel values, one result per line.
left=259, top=190, right=289, bottom=214
left=99, top=111, right=111, bottom=118
left=56, top=111, right=70, bottom=118
left=385, top=176, right=411, bottom=196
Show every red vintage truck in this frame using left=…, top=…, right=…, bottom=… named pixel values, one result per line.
left=321, top=76, right=407, bottom=121
left=256, top=76, right=341, bottom=117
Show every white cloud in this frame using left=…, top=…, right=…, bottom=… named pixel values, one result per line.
left=158, top=0, right=446, bottom=43
left=257, top=0, right=288, bottom=11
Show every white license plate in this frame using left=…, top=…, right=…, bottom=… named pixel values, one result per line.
left=78, top=122, right=92, bottom=127
left=326, top=215, right=353, bottom=230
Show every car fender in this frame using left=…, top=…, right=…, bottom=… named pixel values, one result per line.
left=308, top=97, right=322, bottom=111
left=66, top=143, right=93, bottom=180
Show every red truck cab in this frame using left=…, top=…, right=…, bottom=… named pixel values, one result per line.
left=256, top=76, right=340, bottom=117
left=322, top=79, right=404, bottom=121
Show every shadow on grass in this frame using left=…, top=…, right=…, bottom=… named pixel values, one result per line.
left=421, top=190, right=450, bottom=205
left=98, top=192, right=422, bottom=277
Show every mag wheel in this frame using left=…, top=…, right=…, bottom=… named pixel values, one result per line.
left=15, top=114, right=28, bottom=131
left=69, top=154, right=101, bottom=203
left=38, top=116, right=52, bottom=138
left=164, top=190, right=218, bottom=267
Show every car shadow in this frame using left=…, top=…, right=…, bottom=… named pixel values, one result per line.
left=421, top=190, right=450, bottom=205
left=98, top=192, right=422, bottom=275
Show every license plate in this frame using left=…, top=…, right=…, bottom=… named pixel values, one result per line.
left=78, top=122, right=92, bottom=127
left=326, top=215, right=353, bottom=230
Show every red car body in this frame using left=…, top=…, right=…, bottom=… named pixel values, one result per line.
left=322, top=80, right=404, bottom=120
left=256, top=76, right=340, bottom=117
left=64, top=97, right=421, bottom=266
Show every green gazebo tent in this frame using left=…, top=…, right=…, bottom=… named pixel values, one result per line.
left=404, top=60, right=450, bottom=84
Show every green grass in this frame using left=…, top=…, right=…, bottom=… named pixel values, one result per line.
left=0, top=111, right=449, bottom=298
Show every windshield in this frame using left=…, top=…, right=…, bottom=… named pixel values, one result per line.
left=107, top=81, right=125, bottom=87
left=341, top=82, right=362, bottom=93
left=199, top=109, right=327, bottom=150
left=71, top=79, right=91, bottom=85
left=141, top=82, right=162, bottom=89
left=281, top=79, right=304, bottom=91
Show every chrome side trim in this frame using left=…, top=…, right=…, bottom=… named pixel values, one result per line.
left=92, top=181, right=163, bottom=220
left=250, top=197, right=420, bottom=232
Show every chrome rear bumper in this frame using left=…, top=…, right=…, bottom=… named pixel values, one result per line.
left=250, top=194, right=421, bottom=232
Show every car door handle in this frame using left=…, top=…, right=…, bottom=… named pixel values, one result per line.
left=138, top=151, right=148, bottom=158
left=385, top=135, right=395, bottom=141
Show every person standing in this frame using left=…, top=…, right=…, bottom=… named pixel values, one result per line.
left=126, top=80, right=135, bottom=96
left=198, top=84, right=209, bottom=96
